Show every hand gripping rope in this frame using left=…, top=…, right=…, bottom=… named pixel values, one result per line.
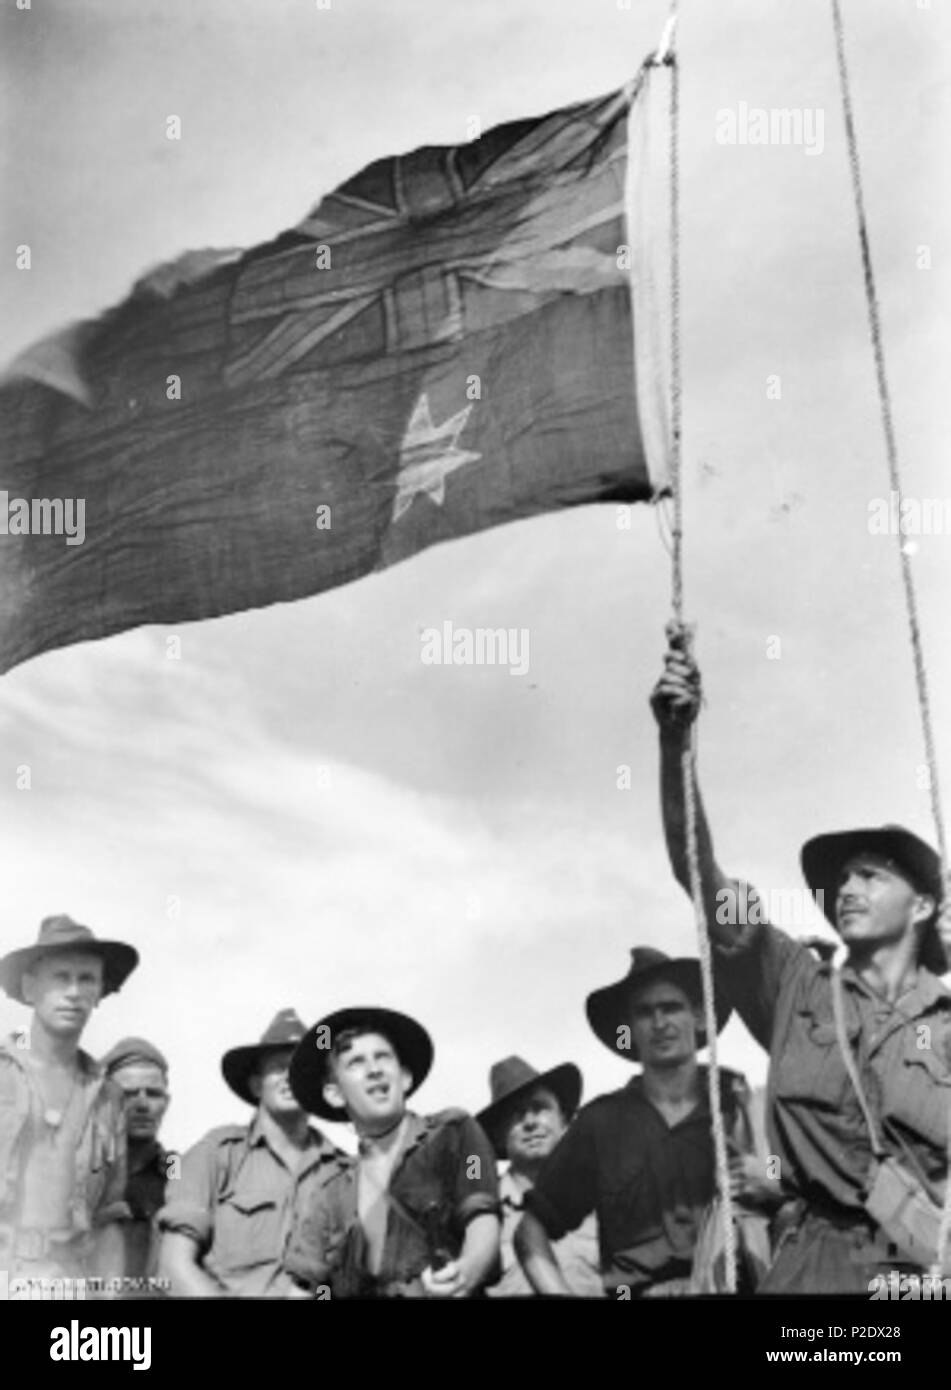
left=829, top=0, right=951, bottom=1279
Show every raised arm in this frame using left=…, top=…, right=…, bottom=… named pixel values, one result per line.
left=649, top=623, right=737, bottom=946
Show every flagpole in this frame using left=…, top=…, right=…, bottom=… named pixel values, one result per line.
left=650, top=5, right=739, bottom=1294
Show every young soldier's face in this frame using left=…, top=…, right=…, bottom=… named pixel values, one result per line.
left=22, top=950, right=104, bottom=1037
left=250, top=1047, right=304, bottom=1119
left=501, top=1086, right=568, bottom=1171
left=629, top=980, right=701, bottom=1069
left=836, top=853, right=933, bottom=954
left=323, top=1032, right=412, bottom=1131
left=113, top=1062, right=170, bottom=1142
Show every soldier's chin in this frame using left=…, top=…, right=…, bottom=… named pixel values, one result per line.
left=369, top=1098, right=399, bottom=1115
left=50, top=1015, right=87, bottom=1036
left=648, top=1049, right=686, bottom=1068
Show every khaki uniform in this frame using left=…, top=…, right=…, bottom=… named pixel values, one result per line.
left=714, top=895, right=951, bottom=1292
left=0, top=1036, right=128, bottom=1282
left=158, top=1115, right=340, bottom=1296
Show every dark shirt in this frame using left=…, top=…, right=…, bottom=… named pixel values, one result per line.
left=713, top=896, right=951, bottom=1212
left=525, top=1068, right=746, bottom=1294
left=283, top=1109, right=500, bottom=1297
left=122, top=1141, right=172, bottom=1280
left=158, top=1115, right=341, bottom=1296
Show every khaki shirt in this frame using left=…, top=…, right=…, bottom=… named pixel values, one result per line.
left=0, top=1035, right=128, bottom=1273
left=158, top=1114, right=341, bottom=1296
left=713, top=898, right=951, bottom=1210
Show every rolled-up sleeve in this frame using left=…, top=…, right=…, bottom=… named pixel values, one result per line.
left=452, top=1116, right=500, bottom=1227
left=712, top=880, right=814, bottom=1050
left=524, top=1109, right=598, bottom=1240
left=156, top=1133, right=219, bottom=1246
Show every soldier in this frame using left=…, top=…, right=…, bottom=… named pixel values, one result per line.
left=0, top=914, right=138, bottom=1291
left=476, top=1055, right=602, bottom=1297
left=157, top=1009, right=341, bottom=1297
left=101, top=1037, right=174, bottom=1283
left=283, top=1006, right=501, bottom=1298
left=515, top=948, right=766, bottom=1296
left=650, top=623, right=951, bottom=1290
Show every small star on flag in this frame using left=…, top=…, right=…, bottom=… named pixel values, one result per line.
left=0, top=81, right=660, bottom=675
left=391, top=393, right=482, bottom=522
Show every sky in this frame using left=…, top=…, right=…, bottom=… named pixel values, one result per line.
left=0, top=0, right=949, bottom=1156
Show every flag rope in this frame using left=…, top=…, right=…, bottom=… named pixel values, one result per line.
left=829, top=0, right=951, bottom=1278
left=655, top=5, right=738, bottom=1292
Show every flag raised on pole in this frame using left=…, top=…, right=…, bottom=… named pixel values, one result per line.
left=0, top=67, right=669, bottom=675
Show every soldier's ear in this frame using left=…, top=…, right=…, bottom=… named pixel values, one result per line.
left=400, top=1066, right=413, bottom=1095
left=322, top=1079, right=346, bottom=1113
left=911, top=893, right=936, bottom=929
left=247, top=1072, right=263, bottom=1102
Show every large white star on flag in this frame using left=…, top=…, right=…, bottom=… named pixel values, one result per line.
left=391, top=393, right=481, bottom=522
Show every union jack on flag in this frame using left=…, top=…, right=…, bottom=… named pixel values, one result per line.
left=0, top=64, right=669, bottom=674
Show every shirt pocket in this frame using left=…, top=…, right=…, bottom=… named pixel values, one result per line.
left=888, top=1029, right=951, bottom=1151
left=397, top=1168, right=450, bottom=1226
left=215, top=1192, right=280, bottom=1270
left=773, top=1008, right=853, bottom=1106
left=393, top=1182, right=453, bottom=1271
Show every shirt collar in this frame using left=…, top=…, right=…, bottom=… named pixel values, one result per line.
left=128, top=1139, right=166, bottom=1176
left=247, top=1110, right=340, bottom=1164
left=357, top=1113, right=410, bottom=1159
left=323, top=1110, right=431, bottom=1184
left=0, top=1035, right=100, bottom=1079
left=835, top=961, right=950, bottom=1015
left=623, top=1067, right=739, bottom=1117
left=395, top=1110, right=431, bottom=1158
left=353, top=1109, right=432, bottom=1159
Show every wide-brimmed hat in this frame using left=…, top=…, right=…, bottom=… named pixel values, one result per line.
left=0, top=915, right=139, bottom=1005
left=221, top=1009, right=309, bottom=1105
left=801, top=824, right=947, bottom=974
left=101, top=1036, right=169, bottom=1077
left=476, top=1056, right=582, bottom=1158
left=585, top=947, right=731, bottom=1062
left=289, top=1006, right=434, bottom=1122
